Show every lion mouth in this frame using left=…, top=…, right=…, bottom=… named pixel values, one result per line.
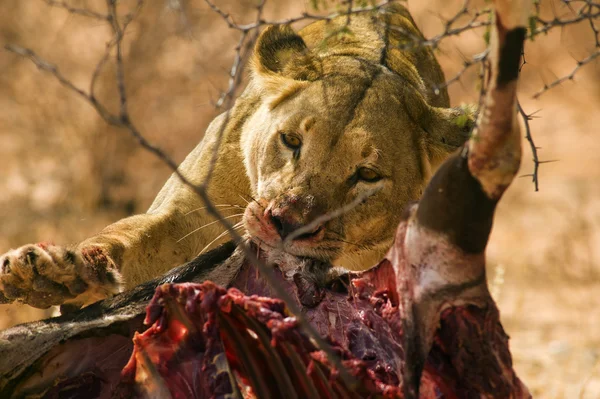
left=269, top=217, right=324, bottom=241
left=293, top=225, right=324, bottom=240
left=243, top=202, right=338, bottom=258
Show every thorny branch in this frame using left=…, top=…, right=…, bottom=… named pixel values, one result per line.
left=517, top=102, right=558, bottom=191
left=392, top=0, right=600, bottom=189
left=396, top=0, right=492, bottom=51
left=434, top=50, right=489, bottom=95
left=4, top=0, right=600, bottom=388
left=533, top=48, right=600, bottom=98
left=518, top=101, right=542, bottom=191
left=203, top=0, right=392, bottom=32
left=42, top=0, right=109, bottom=20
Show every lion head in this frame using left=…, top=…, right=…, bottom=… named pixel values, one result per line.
left=241, top=5, right=474, bottom=270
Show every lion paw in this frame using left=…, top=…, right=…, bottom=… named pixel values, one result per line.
left=0, top=243, right=122, bottom=309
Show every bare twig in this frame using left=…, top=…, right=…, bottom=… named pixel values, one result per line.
left=530, top=1, right=600, bottom=98
left=532, top=5, right=600, bottom=36
left=214, top=0, right=267, bottom=109
left=533, top=48, right=600, bottom=98
left=413, top=2, right=491, bottom=50
left=518, top=101, right=541, bottom=191
left=420, top=0, right=599, bottom=189
left=42, top=0, right=109, bottom=20
left=412, top=0, right=600, bottom=99
left=215, top=32, right=249, bottom=109
left=204, top=0, right=391, bottom=32
left=434, top=50, right=489, bottom=95
left=205, top=1, right=265, bottom=187
left=346, top=0, right=354, bottom=26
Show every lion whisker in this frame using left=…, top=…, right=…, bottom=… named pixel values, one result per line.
left=177, top=214, right=244, bottom=243
left=184, top=204, right=245, bottom=216
left=321, top=228, right=369, bottom=249
left=237, top=194, right=250, bottom=205
left=238, top=193, right=261, bottom=206
left=198, top=222, right=245, bottom=256
left=240, top=193, right=260, bottom=205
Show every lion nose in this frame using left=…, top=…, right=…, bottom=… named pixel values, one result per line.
left=266, top=194, right=324, bottom=241
left=267, top=207, right=322, bottom=241
left=269, top=213, right=301, bottom=239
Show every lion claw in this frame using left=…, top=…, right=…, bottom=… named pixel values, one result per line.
left=0, top=243, right=122, bottom=309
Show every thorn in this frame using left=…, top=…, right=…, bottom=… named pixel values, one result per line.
left=538, top=159, right=559, bottom=164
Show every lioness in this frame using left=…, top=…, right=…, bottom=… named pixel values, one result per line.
left=0, top=3, right=474, bottom=309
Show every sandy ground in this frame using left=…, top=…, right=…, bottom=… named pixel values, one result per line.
left=0, top=1, right=599, bottom=397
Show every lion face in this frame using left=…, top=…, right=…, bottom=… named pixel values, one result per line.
left=240, top=13, right=473, bottom=271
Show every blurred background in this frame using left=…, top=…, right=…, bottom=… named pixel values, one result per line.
left=0, top=0, right=599, bottom=397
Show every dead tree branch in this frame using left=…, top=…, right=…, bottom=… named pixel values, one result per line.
left=533, top=48, right=600, bottom=98
left=518, top=101, right=542, bottom=191
left=421, top=0, right=600, bottom=189
left=42, top=0, right=110, bottom=20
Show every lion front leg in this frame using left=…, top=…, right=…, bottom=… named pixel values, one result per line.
left=0, top=210, right=197, bottom=309
left=0, top=111, right=250, bottom=310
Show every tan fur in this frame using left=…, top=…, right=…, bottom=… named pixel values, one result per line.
left=0, top=4, right=474, bottom=308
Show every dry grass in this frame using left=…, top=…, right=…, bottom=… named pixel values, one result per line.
left=0, top=0, right=599, bottom=396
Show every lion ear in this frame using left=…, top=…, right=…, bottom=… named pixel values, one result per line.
left=252, top=25, right=308, bottom=77
left=422, top=105, right=477, bottom=174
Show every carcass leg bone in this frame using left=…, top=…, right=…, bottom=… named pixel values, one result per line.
left=394, top=1, right=532, bottom=397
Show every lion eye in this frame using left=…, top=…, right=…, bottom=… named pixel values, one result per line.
left=357, top=167, right=381, bottom=183
left=281, top=133, right=302, bottom=150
